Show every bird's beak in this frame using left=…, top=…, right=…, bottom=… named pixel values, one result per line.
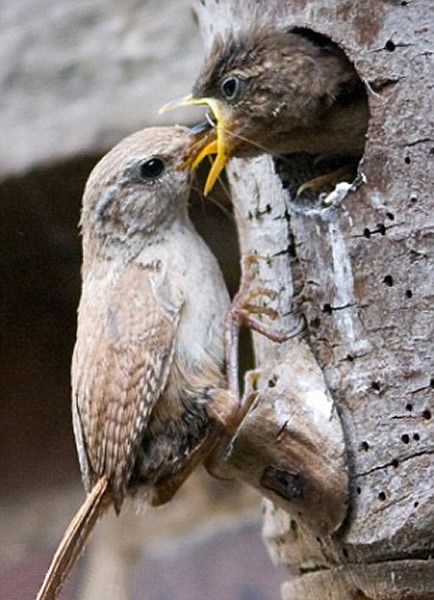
left=160, top=94, right=229, bottom=195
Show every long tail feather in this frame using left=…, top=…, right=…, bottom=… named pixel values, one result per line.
left=36, top=476, right=111, bottom=600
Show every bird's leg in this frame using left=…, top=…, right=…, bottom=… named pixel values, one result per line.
left=206, top=255, right=304, bottom=478
left=296, top=164, right=354, bottom=197
left=225, top=254, right=298, bottom=402
left=204, top=369, right=262, bottom=480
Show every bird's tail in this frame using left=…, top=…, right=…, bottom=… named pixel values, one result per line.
left=36, top=476, right=111, bottom=600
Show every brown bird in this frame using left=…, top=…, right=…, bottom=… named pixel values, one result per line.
left=162, top=27, right=368, bottom=195
left=36, top=125, right=243, bottom=600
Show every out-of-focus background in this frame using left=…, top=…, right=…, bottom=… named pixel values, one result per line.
left=0, top=2, right=286, bottom=599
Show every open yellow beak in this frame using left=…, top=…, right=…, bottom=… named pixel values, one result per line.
left=160, top=94, right=228, bottom=195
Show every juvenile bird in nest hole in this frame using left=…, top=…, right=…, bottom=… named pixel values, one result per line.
left=36, top=125, right=286, bottom=600
left=162, top=27, right=369, bottom=195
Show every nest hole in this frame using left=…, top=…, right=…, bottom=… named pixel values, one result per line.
left=273, top=28, right=368, bottom=206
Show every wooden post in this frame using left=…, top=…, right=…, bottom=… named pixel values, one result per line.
left=194, top=0, right=434, bottom=597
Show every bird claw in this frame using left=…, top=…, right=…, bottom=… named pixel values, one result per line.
left=296, top=165, right=354, bottom=197
left=225, top=253, right=298, bottom=400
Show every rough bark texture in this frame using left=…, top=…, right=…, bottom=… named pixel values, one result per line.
left=194, top=0, right=434, bottom=598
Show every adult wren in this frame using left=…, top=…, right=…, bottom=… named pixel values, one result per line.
left=37, top=125, right=241, bottom=599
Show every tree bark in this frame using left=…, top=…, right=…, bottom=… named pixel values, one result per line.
left=194, top=0, right=434, bottom=598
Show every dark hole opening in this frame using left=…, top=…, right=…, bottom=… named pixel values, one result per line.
left=322, top=303, right=332, bottom=314
left=273, top=28, right=368, bottom=205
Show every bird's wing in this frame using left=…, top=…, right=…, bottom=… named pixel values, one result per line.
left=72, top=261, right=183, bottom=508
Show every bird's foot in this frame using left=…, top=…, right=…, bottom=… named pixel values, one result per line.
left=296, top=165, right=354, bottom=198
left=204, top=370, right=262, bottom=480
left=225, top=254, right=296, bottom=400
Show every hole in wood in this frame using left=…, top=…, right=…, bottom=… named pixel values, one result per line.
left=401, top=433, right=410, bottom=444
left=360, top=441, right=369, bottom=451
left=371, top=381, right=381, bottom=391
left=322, top=303, right=332, bottom=314
left=260, top=467, right=304, bottom=501
left=405, top=289, right=413, bottom=298
left=272, top=28, right=368, bottom=204
left=405, top=156, right=411, bottom=164
left=383, top=274, right=394, bottom=286
left=385, top=39, right=396, bottom=51
left=405, top=403, right=413, bottom=411
left=391, top=458, right=399, bottom=468
left=413, top=433, right=420, bottom=441
left=386, top=212, right=395, bottom=220
left=423, top=409, right=432, bottom=420
left=268, top=375, right=278, bottom=388
left=377, top=223, right=386, bottom=235
left=363, top=227, right=371, bottom=238
left=378, top=491, right=386, bottom=501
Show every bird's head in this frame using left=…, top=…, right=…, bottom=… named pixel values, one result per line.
left=81, top=126, right=197, bottom=257
left=161, top=28, right=360, bottom=194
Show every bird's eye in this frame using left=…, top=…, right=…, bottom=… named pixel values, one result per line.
left=138, top=157, right=165, bottom=181
left=220, top=76, right=245, bottom=102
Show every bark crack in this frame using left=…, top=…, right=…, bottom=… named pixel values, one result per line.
left=355, top=447, right=434, bottom=478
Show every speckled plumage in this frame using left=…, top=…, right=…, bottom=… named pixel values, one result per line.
left=72, top=126, right=232, bottom=510
left=37, top=126, right=235, bottom=600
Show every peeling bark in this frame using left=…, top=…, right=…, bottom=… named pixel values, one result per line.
left=194, top=0, right=434, bottom=597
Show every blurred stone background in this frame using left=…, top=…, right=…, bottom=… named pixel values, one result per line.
left=0, top=1, right=286, bottom=599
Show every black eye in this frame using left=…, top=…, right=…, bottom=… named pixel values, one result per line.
left=220, top=76, right=245, bottom=102
left=138, top=157, right=165, bottom=180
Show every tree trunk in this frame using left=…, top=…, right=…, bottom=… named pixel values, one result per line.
left=194, top=1, right=434, bottom=598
